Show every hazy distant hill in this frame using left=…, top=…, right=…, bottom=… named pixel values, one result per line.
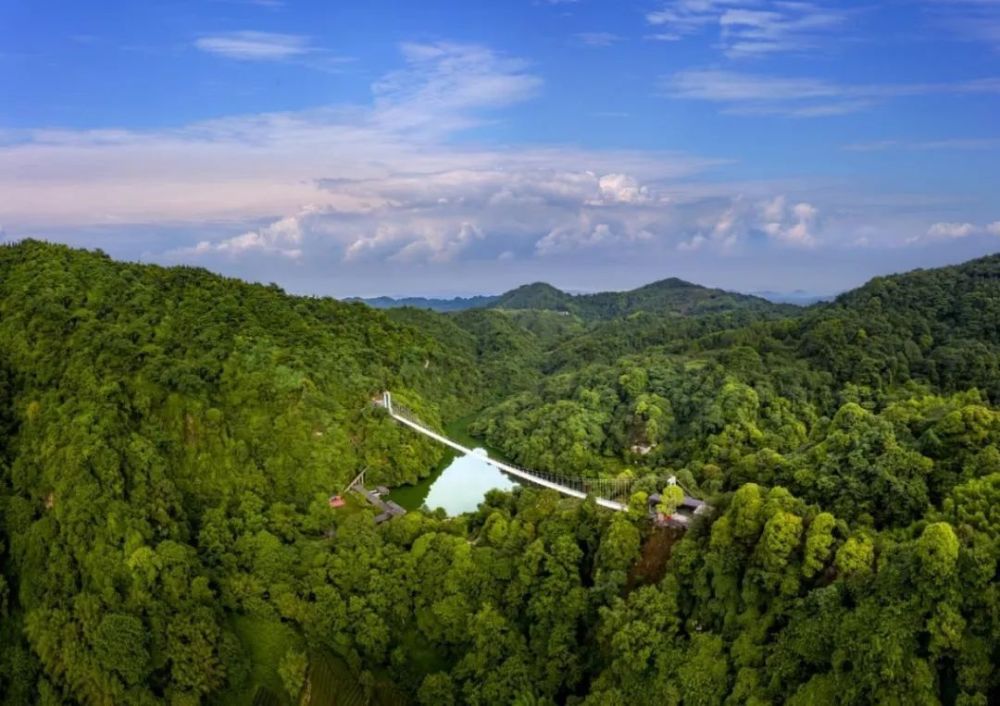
left=352, top=294, right=499, bottom=312
left=753, top=289, right=833, bottom=306
left=490, top=277, right=796, bottom=320
left=360, top=277, right=796, bottom=320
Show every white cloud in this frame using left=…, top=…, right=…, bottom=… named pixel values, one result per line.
left=535, top=216, right=653, bottom=256
left=679, top=200, right=742, bottom=252
left=668, top=69, right=840, bottom=102
left=844, top=137, right=1000, bottom=151
left=0, top=43, right=556, bottom=229
left=327, top=168, right=678, bottom=263
left=195, top=31, right=314, bottom=60
left=663, top=68, right=1000, bottom=117
left=190, top=214, right=305, bottom=258
left=761, top=198, right=819, bottom=246
left=344, top=220, right=486, bottom=264
left=0, top=41, right=916, bottom=276
left=647, top=0, right=738, bottom=39
left=928, top=221, right=978, bottom=238
left=372, top=42, right=542, bottom=136
left=924, top=0, right=1000, bottom=49
left=677, top=234, right=707, bottom=251
left=677, top=195, right=819, bottom=251
left=3, top=29, right=752, bottom=268
left=590, top=173, right=652, bottom=204
left=910, top=220, right=1000, bottom=242
left=647, top=1, right=846, bottom=57
left=719, top=6, right=845, bottom=57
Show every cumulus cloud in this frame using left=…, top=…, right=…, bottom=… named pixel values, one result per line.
left=0, top=42, right=554, bottom=230
left=909, top=220, right=1000, bottom=243
left=343, top=220, right=486, bottom=264
left=589, top=173, right=652, bottom=205
left=928, top=221, right=978, bottom=239
left=535, top=218, right=654, bottom=256
left=761, top=197, right=819, bottom=246
left=0, top=40, right=873, bottom=281
left=189, top=214, right=306, bottom=259
left=1, top=32, right=751, bottom=271
left=321, top=168, right=672, bottom=263
left=677, top=195, right=819, bottom=251
left=679, top=203, right=739, bottom=253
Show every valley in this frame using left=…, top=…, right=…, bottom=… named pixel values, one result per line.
left=2, top=241, right=1000, bottom=704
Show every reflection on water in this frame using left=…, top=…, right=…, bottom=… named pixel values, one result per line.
left=389, top=448, right=519, bottom=516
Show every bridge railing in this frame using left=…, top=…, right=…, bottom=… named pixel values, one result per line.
left=379, top=397, right=678, bottom=504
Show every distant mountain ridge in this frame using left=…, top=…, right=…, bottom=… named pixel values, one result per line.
left=353, top=294, right=499, bottom=312
left=752, top=290, right=833, bottom=306
left=357, top=277, right=797, bottom=320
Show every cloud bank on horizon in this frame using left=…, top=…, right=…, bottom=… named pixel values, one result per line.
left=1, top=0, right=998, bottom=297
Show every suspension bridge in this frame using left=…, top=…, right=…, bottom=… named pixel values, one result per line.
left=374, top=391, right=703, bottom=516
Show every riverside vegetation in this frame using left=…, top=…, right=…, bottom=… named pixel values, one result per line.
left=2, top=240, right=1000, bottom=704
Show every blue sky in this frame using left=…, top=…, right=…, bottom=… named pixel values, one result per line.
left=2, top=0, right=999, bottom=297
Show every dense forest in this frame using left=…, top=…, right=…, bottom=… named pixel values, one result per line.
left=3, top=240, right=1000, bottom=705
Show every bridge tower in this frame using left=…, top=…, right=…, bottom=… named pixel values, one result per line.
left=383, top=390, right=393, bottom=414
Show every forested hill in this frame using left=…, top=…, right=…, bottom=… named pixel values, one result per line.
left=5, top=240, right=1000, bottom=705
left=460, top=252, right=1000, bottom=704
left=791, top=253, right=1000, bottom=396
left=357, top=276, right=795, bottom=320
left=0, top=240, right=486, bottom=704
left=353, top=294, right=499, bottom=312
left=535, top=252, right=1000, bottom=391
left=475, top=252, right=1000, bottom=487
left=490, top=278, right=793, bottom=320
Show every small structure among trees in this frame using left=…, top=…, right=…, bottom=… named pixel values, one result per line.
left=648, top=477, right=709, bottom=528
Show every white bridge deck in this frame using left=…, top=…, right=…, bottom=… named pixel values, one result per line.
left=376, top=391, right=642, bottom=511
left=375, top=392, right=709, bottom=523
